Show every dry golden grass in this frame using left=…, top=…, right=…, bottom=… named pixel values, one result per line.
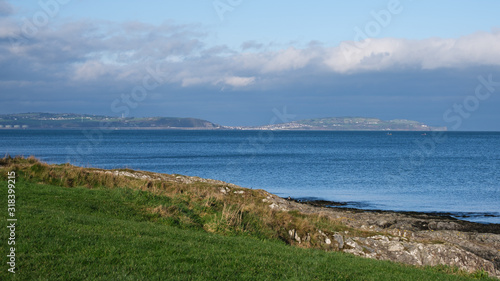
left=0, top=156, right=375, bottom=249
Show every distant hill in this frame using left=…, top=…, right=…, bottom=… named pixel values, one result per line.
left=235, top=117, right=447, bottom=131
left=0, top=113, right=446, bottom=131
left=0, top=113, right=221, bottom=129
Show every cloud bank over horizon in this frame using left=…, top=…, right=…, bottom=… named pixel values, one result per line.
left=3, top=17, right=500, bottom=87
left=1, top=0, right=499, bottom=130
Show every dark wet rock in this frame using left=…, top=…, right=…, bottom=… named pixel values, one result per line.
left=293, top=198, right=500, bottom=234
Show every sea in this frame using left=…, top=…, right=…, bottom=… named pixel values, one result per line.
left=1, top=130, right=499, bottom=224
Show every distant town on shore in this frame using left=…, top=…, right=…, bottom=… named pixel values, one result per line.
left=0, top=113, right=447, bottom=131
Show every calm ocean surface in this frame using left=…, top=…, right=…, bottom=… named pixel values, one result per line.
left=1, top=130, right=499, bottom=224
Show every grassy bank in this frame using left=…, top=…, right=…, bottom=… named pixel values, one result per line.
left=0, top=157, right=494, bottom=280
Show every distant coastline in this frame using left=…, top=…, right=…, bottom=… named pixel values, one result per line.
left=0, top=112, right=447, bottom=131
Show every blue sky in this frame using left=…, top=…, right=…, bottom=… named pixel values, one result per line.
left=1, top=0, right=500, bottom=130
left=10, top=0, right=500, bottom=48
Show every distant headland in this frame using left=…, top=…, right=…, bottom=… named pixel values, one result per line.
left=0, top=113, right=446, bottom=131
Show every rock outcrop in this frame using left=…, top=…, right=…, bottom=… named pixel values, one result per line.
left=262, top=193, right=500, bottom=278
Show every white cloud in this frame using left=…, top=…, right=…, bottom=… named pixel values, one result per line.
left=221, top=76, right=255, bottom=87
left=261, top=47, right=317, bottom=73
left=72, top=60, right=114, bottom=81
left=323, top=30, right=500, bottom=73
left=0, top=18, right=17, bottom=38
left=181, top=77, right=211, bottom=87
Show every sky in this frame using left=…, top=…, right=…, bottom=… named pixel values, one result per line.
left=1, top=0, right=500, bottom=130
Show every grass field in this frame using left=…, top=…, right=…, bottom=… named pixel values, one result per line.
left=0, top=158, right=495, bottom=280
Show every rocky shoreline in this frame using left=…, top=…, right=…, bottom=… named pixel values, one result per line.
left=110, top=167, right=500, bottom=278
left=294, top=198, right=500, bottom=234
left=261, top=194, right=500, bottom=278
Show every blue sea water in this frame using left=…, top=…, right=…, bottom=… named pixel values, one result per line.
left=1, top=130, right=499, bottom=224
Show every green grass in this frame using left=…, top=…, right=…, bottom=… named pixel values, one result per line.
left=0, top=178, right=495, bottom=280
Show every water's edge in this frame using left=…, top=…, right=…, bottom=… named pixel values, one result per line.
left=292, top=198, right=500, bottom=227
